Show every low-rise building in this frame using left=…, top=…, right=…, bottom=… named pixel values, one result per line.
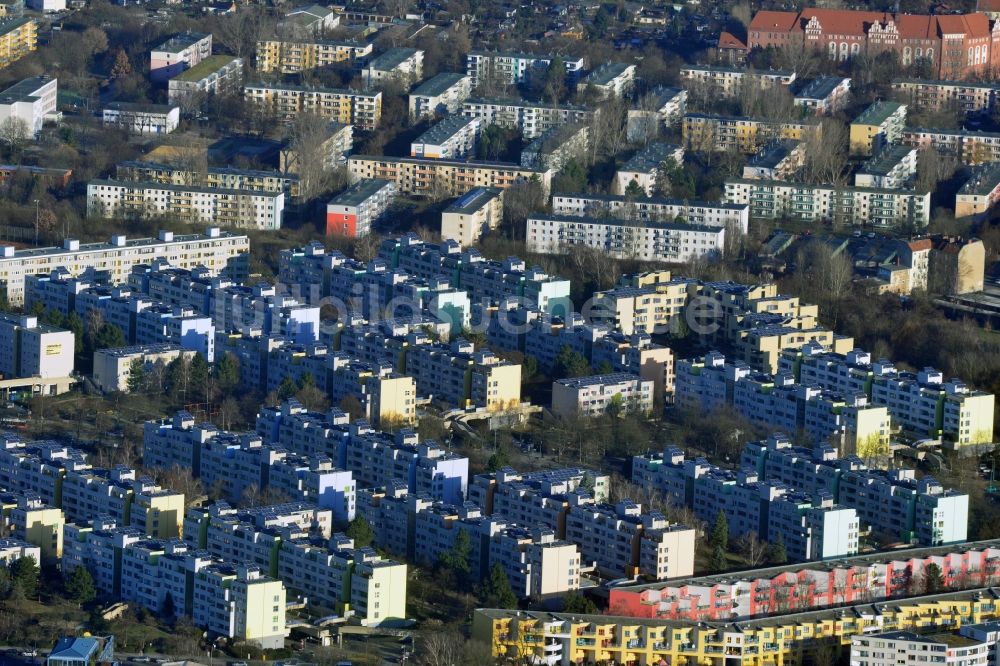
left=552, top=373, right=654, bottom=418
left=87, top=180, right=284, bottom=230
left=520, top=124, right=589, bottom=171
left=149, top=32, right=212, bottom=83
left=440, top=187, right=503, bottom=246
left=410, top=115, right=480, bottom=160
left=279, top=4, right=339, bottom=36
left=0, top=76, right=56, bottom=137
left=955, top=162, right=1000, bottom=219
left=465, top=51, right=585, bottom=87
left=102, top=102, right=180, bottom=135
left=244, top=83, right=381, bottom=129
left=626, top=86, right=687, bottom=142
left=683, top=113, right=821, bottom=153
left=280, top=121, right=353, bottom=171
left=581, top=62, right=636, bottom=98
left=902, top=127, right=1000, bottom=165
left=793, top=76, right=851, bottom=115
left=326, top=179, right=396, bottom=237
left=892, top=78, right=1000, bottom=115
left=742, top=140, right=805, bottom=180
left=854, top=145, right=919, bottom=189
left=552, top=192, right=749, bottom=231
left=364, top=47, right=424, bottom=88
left=616, top=143, right=684, bottom=195
left=255, top=39, right=372, bottom=74
left=850, top=101, right=907, bottom=156
left=0, top=314, right=74, bottom=382
left=408, top=72, right=473, bottom=119
left=462, top=98, right=596, bottom=139
left=167, top=55, right=243, bottom=109
left=93, top=344, right=195, bottom=393
left=527, top=214, right=726, bottom=262
left=348, top=154, right=552, bottom=197
left=679, top=64, right=796, bottom=97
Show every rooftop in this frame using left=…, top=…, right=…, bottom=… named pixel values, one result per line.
left=245, top=82, right=379, bottom=98
left=795, top=75, right=849, bottom=101
left=444, top=187, right=502, bottom=215
left=533, top=213, right=722, bottom=234
left=858, top=145, right=918, bottom=176
left=748, top=140, right=800, bottom=169
left=0, top=230, right=245, bottom=260
left=91, top=179, right=282, bottom=198
left=171, top=55, right=240, bottom=83
left=555, top=372, right=645, bottom=388
left=0, top=76, right=51, bottom=104
left=854, top=100, right=906, bottom=126
left=555, top=190, right=748, bottom=210
left=893, top=77, right=1000, bottom=90
left=583, top=62, right=635, bottom=87
left=411, top=72, right=469, bottom=97
left=958, top=162, right=1000, bottom=196
left=104, top=101, right=178, bottom=114
left=621, top=142, right=681, bottom=173
left=153, top=31, right=210, bottom=54
left=329, top=178, right=394, bottom=207
left=367, top=47, right=421, bottom=72
left=349, top=154, right=549, bottom=173
left=413, top=115, right=479, bottom=145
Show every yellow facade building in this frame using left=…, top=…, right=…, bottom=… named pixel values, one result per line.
left=256, top=39, right=373, bottom=74
left=682, top=114, right=820, bottom=153
left=0, top=18, right=36, bottom=69
left=10, top=498, right=63, bottom=562
left=244, top=83, right=382, bottom=130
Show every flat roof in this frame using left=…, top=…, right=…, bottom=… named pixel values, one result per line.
left=959, top=162, right=1000, bottom=195
left=245, top=82, right=380, bottom=98
left=583, top=62, right=634, bottom=86
left=329, top=178, right=394, bottom=206
left=893, top=77, right=1000, bottom=90
left=411, top=72, right=469, bottom=97
left=367, top=47, right=420, bottom=71
left=0, top=230, right=246, bottom=260
left=90, top=179, right=282, bottom=198
left=172, top=55, right=240, bottom=82
left=465, top=97, right=589, bottom=112
left=553, top=191, right=748, bottom=211
left=726, top=177, right=927, bottom=197
left=682, top=64, right=794, bottom=77
left=621, top=142, right=681, bottom=173
left=153, top=31, right=210, bottom=54
left=444, top=187, right=502, bottom=214
left=556, top=372, right=646, bottom=387
left=858, top=145, right=918, bottom=176
left=104, top=101, right=178, bottom=114
left=854, top=100, right=905, bottom=126
left=414, top=115, right=479, bottom=145
left=0, top=76, right=51, bottom=104
left=96, top=343, right=184, bottom=357
left=531, top=213, right=722, bottom=234
left=349, top=154, right=549, bottom=173
left=748, top=140, right=799, bottom=169
left=795, top=75, right=849, bottom=101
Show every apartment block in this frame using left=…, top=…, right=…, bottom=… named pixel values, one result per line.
left=0, top=18, right=36, bottom=69
left=167, top=55, right=243, bottom=108
left=609, top=539, right=1000, bottom=621
left=851, top=631, right=992, bottom=666
left=93, top=344, right=195, bottom=393
left=780, top=342, right=994, bottom=446
left=279, top=4, right=338, bottom=36
left=679, top=65, right=796, bottom=97
left=462, top=98, right=595, bottom=140
left=743, top=434, right=969, bottom=545
left=552, top=373, right=654, bottom=418
left=364, top=47, right=424, bottom=88
left=116, top=161, right=300, bottom=200
left=581, top=62, right=636, bottom=98
left=724, top=178, right=931, bottom=228
left=410, top=115, right=480, bottom=159
left=552, top=192, right=749, bottom=232
left=254, top=401, right=469, bottom=504
left=902, top=127, right=1000, bottom=165
left=527, top=214, right=726, bottom=262
left=626, top=86, right=687, bottom=142
left=465, top=51, right=585, bottom=87
left=408, top=72, right=473, bottom=119
left=616, top=143, right=684, bottom=196
left=892, top=78, right=1000, bottom=115
left=244, top=83, right=382, bottom=130
left=0, top=313, right=74, bottom=380
left=102, top=102, right=180, bottom=135
left=474, top=590, right=1000, bottom=666
left=280, top=121, right=353, bottom=171
left=255, top=39, right=372, bottom=74
left=149, top=32, right=212, bottom=83
left=683, top=113, right=821, bottom=153
left=0, top=538, right=38, bottom=566
left=347, top=154, right=552, bottom=197
left=440, top=187, right=503, bottom=246
left=850, top=101, right=907, bottom=156
left=0, top=76, right=56, bottom=137
left=855, top=145, right=919, bottom=189
left=520, top=123, right=589, bottom=172
left=326, top=178, right=396, bottom=237
left=405, top=339, right=521, bottom=411
left=742, top=140, right=806, bottom=180
left=793, top=76, right=851, bottom=115
left=956, top=162, right=1000, bottom=219
left=9, top=495, right=63, bottom=562
left=589, top=273, right=691, bottom=337
left=87, top=180, right=284, bottom=230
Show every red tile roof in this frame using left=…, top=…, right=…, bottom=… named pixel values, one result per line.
left=718, top=31, right=747, bottom=49
left=979, top=0, right=1000, bottom=12
left=748, top=8, right=992, bottom=40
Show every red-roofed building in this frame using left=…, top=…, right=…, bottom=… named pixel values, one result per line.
left=743, top=8, right=1000, bottom=78
left=717, top=31, right=748, bottom=64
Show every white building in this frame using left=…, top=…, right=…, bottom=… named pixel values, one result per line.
left=440, top=187, right=503, bottom=246
left=581, top=62, right=636, bottom=98
left=102, top=103, right=180, bottom=135
left=851, top=632, right=992, bottom=666
left=527, top=214, right=726, bottom=262
left=26, top=0, right=64, bottom=12
left=93, top=344, right=195, bottom=392
left=410, top=115, right=480, bottom=160
left=0, top=229, right=247, bottom=307
left=854, top=145, right=919, bottom=189
left=325, top=178, right=396, bottom=238
left=87, top=180, right=284, bottom=230
left=552, top=373, right=654, bottom=418
left=615, top=143, right=684, bottom=196
left=167, top=55, right=243, bottom=108
left=552, top=192, right=749, bottom=232
left=364, top=48, right=424, bottom=89
left=0, top=314, right=74, bottom=381
left=462, top=98, right=595, bottom=139
left=408, top=72, right=472, bottom=119
left=0, top=76, right=57, bottom=137
left=149, top=32, right=213, bottom=83
left=465, top=51, right=585, bottom=87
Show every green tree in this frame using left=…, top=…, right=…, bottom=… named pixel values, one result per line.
left=277, top=376, right=299, bottom=402
left=487, top=447, right=510, bottom=472
left=769, top=533, right=787, bottom=565
left=553, top=345, right=591, bottom=379
left=64, top=566, right=95, bottom=605
left=9, top=557, right=38, bottom=599
left=711, top=543, right=728, bottom=572
left=161, top=591, right=175, bottom=618
left=438, top=528, right=472, bottom=585
left=924, top=563, right=944, bottom=593
left=167, top=355, right=191, bottom=401
left=562, top=592, right=598, bottom=614
left=66, top=312, right=84, bottom=354
left=624, top=179, right=645, bottom=197
left=215, top=352, right=240, bottom=395
left=710, top=510, right=729, bottom=551
left=345, top=515, right=374, bottom=549
left=126, top=358, right=146, bottom=393
left=480, top=563, right=518, bottom=609
left=93, top=323, right=125, bottom=350
left=189, top=353, right=210, bottom=401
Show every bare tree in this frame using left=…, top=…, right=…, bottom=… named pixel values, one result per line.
left=802, top=119, right=848, bottom=185
left=152, top=464, right=206, bottom=507
left=416, top=631, right=466, bottom=666
left=215, top=8, right=273, bottom=61
left=285, top=112, right=337, bottom=199
left=736, top=532, right=768, bottom=568
left=0, top=117, right=30, bottom=163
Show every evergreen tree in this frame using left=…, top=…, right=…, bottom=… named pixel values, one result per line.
left=480, top=563, right=518, bottom=609
left=553, top=345, right=591, bottom=379
left=92, top=323, right=125, bottom=351
left=345, top=515, right=374, bottom=549
left=167, top=355, right=191, bottom=401
left=110, top=47, right=132, bottom=80
left=126, top=358, right=146, bottom=393
left=161, top=591, right=175, bottom=618
left=277, top=376, right=299, bottom=402
left=487, top=447, right=509, bottom=472
left=10, top=557, right=38, bottom=599
left=215, top=353, right=240, bottom=395
left=710, top=510, right=729, bottom=551
left=769, top=533, right=788, bottom=565
left=924, top=563, right=944, bottom=593
left=711, top=544, right=728, bottom=572
left=64, top=566, right=96, bottom=604
left=562, top=592, right=598, bottom=614
left=66, top=312, right=84, bottom=354
left=438, top=528, right=472, bottom=584
left=624, top=179, right=645, bottom=197
left=189, top=353, right=210, bottom=401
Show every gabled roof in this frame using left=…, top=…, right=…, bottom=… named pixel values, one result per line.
left=748, top=8, right=993, bottom=40
left=48, top=637, right=100, bottom=661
